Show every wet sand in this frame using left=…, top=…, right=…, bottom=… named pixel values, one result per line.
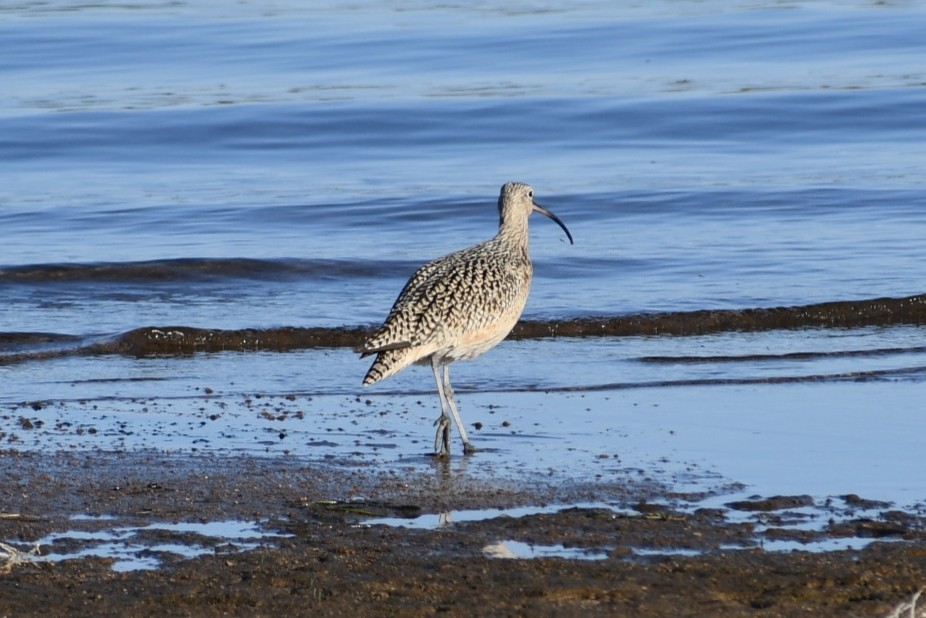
left=2, top=449, right=925, bottom=617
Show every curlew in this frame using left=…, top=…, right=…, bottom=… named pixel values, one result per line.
left=360, top=182, right=574, bottom=457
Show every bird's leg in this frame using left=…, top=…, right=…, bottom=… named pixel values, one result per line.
left=430, top=357, right=452, bottom=457
left=442, top=365, right=476, bottom=454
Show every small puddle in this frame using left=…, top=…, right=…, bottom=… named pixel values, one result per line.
left=632, top=547, right=702, bottom=558
left=757, top=537, right=892, bottom=553
left=364, top=495, right=913, bottom=559
left=363, top=502, right=631, bottom=529
left=32, top=517, right=291, bottom=572
left=483, top=541, right=610, bottom=560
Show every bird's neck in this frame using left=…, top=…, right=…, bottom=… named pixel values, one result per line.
left=495, top=218, right=531, bottom=260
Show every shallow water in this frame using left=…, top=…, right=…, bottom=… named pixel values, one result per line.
left=37, top=517, right=291, bottom=572
left=369, top=495, right=905, bottom=557
left=4, top=332, right=925, bottom=507
left=2, top=0, right=925, bottom=522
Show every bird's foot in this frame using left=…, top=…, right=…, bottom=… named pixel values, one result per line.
left=462, top=441, right=477, bottom=455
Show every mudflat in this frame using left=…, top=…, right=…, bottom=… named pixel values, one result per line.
left=2, top=450, right=924, bottom=617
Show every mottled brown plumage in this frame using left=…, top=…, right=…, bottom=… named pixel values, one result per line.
left=360, top=182, right=573, bottom=457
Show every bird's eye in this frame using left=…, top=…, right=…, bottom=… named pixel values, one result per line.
left=528, top=190, right=533, bottom=198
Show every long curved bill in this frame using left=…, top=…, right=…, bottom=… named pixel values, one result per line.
left=532, top=202, right=574, bottom=245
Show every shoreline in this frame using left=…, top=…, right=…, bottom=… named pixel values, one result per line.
left=2, top=292, right=925, bottom=364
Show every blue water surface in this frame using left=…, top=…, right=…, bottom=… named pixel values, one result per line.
left=1, top=0, right=925, bottom=330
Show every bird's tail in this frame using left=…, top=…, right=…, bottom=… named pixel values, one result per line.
left=363, top=348, right=414, bottom=386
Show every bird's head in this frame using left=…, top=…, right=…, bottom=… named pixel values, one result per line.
left=497, top=182, right=573, bottom=245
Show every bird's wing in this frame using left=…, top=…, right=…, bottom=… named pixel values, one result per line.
left=361, top=245, right=525, bottom=355
left=360, top=255, right=451, bottom=355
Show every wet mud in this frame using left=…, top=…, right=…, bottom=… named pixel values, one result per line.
left=1, top=451, right=925, bottom=617
left=510, top=293, right=926, bottom=339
